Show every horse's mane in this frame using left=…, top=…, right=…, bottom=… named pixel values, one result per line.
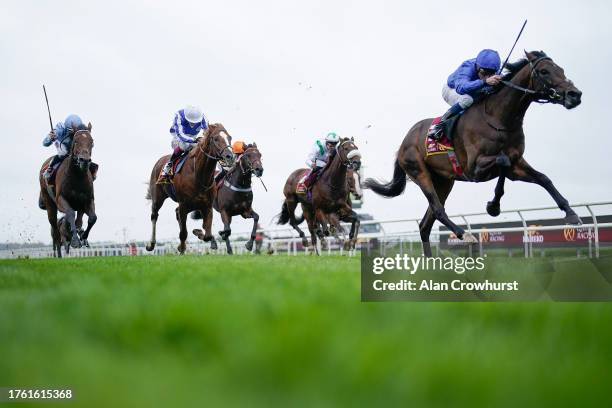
left=502, top=50, right=548, bottom=81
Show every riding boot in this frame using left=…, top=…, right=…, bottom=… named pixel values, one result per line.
left=427, top=103, right=463, bottom=139
left=43, top=155, right=62, bottom=182
left=304, top=167, right=322, bottom=189
left=157, top=148, right=183, bottom=184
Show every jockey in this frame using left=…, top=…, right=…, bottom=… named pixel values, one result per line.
left=428, top=49, right=503, bottom=139
left=215, top=140, right=247, bottom=183
left=157, top=105, right=209, bottom=183
left=42, top=114, right=84, bottom=181
left=298, top=132, right=340, bottom=192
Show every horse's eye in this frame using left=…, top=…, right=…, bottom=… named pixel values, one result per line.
left=539, top=69, right=549, bottom=76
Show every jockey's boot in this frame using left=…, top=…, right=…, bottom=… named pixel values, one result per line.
left=156, top=161, right=173, bottom=184
left=303, top=167, right=321, bottom=190
left=427, top=103, right=463, bottom=139
left=43, top=155, right=62, bottom=183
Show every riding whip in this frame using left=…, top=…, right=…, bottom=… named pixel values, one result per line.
left=499, top=19, right=528, bottom=74
left=257, top=177, right=268, bottom=192
left=42, top=84, right=54, bottom=131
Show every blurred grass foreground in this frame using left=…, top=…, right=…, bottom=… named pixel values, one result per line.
left=1, top=255, right=612, bottom=407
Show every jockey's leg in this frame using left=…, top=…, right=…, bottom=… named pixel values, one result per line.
left=43, top=153, right=66, bottom=181
left=428, top=85, right=473, bottom=139
left=158, top=139, right=186, bottom=183
left=304, top=166, right=322, bottom=188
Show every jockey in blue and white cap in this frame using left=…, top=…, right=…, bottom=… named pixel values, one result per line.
left=42, top=114, right=84, bottom=180
left=428, top=49, right=503, bottom=139
left=158, top=105, right=209, bottom=183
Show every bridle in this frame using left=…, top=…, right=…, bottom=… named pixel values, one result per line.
left=500, top=56, right=566, bottom=105
left=197, top=133, right=233, bottom=167
left=70, top=129, right=92, bottom=166
left=335, top=139, right=361, bottom=169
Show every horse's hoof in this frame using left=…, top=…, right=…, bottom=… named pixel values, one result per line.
left=210, top=241, right=218, bottom=250
left=70, top=236, right=82, bottom=249
left=565, top=214, right=582, bottom=225
left=245, top=240, right=253, bottom=251
left=193, top=229, right=204, bottom=240
left=82, top=239, right=90, bottom=248
left=145, top=243, right=155, bottom=252
left=177, top=244, right=186, bottom=254
left=486, top=201, right=501, bottom=217
left=301, top=238, right=309, bottom=247
left=462, top=232, right=478, bottom=244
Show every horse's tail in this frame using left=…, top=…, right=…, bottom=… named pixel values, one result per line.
left=145, top=184, right=152, bottom=200
left=363, top=159, right=406, bottom=197
left=38, top=192, right=46, bottom=210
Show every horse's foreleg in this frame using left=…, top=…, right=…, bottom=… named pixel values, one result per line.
left=419, top=175, right=455, bottom=257
left=242, top=208, right=259, bottom=252
left=219, top=210, right=233, bottom=254
left=79, top=202, right=97, bottom=247
left=286, top=199, right=308, bottom=247
left=202, top=206, right=218, bottom=250
left=486, top=174, right=506, bottom=217
left=302, top=207, right=319, bottom=255
left=57, top=196, right=81, bottom=249
left=340, top=207, right=360, bottom=250
left=508, top=158, right=580, bottom=224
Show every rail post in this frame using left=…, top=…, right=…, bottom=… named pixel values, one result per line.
left=585, top=205, right=599, bottom=258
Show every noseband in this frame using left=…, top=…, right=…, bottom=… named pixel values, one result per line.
left=335, top=140, right=361, bottom=168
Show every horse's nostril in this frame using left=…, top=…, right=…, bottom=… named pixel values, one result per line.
left=567, top=90, right=581, bottom=100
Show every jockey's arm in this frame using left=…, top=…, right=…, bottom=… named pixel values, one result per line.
left=172, top=112, right=196, bottom=144
left=455, top=76, right=486, bottom=95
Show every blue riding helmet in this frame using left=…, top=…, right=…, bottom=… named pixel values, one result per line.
left=64, top=114, right=84, bottom=130
left=476, top=49, right=501, bottom=71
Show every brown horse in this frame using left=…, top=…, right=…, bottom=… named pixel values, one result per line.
left=325, top=168, right=362, bottom=239
left=146, top=123, right=235, bottom=254
left=278, top=137, right=362, bottom=253
left=365, top=51, right=582, bottom=256
left=193, top=144, right=264, bottom=254
left=38, top=124, right=97, bottom=257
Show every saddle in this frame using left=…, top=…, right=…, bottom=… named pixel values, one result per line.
left=425, top=115, right=463, bottom=176
left=172, top=153, right=189, bottom=175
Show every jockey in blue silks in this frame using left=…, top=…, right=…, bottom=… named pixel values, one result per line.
left=428, top=49, right=503, bottom=139
left=157, top=105, right=209, bottom=183
left=42, top=114, right=84, bottom=181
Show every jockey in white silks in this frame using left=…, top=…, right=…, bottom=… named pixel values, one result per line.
left=297, top=132, right=340, bottom=193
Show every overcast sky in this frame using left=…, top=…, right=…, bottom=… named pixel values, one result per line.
left=1, top=0, right=610, bottom=244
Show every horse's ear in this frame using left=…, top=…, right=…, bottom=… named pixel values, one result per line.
left=351, top=136, right=354, bottom=141
left=87, top=122, right=92, bottom=131
left=252, top=142, right=257, bottom=148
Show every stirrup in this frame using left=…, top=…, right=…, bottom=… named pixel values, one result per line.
left=427, top=124, right=443, bottom=140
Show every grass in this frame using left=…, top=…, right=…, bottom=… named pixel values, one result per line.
left=1, top=255, right=612, bottom=407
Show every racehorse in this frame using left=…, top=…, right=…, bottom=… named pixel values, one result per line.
left=364, top=51, right=582, bottom=256
left=278, top=137, right=362, bottom=253
left=193, top=143, right=264, bottom=254
left=38, top=123, right=97, bottom=257
left=326, top=168, right=363, bottom=240
left=145, top=123, right=235, bottom=254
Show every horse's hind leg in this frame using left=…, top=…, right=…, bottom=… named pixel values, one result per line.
left=508, top=158, right=581, bottom=225
left=409, top=159, right=470, bottom=241
left=420, top=176, right=455, bottom=257
left=46, top=206, right=62, bottom=258
left=302, top=206, right=319, bottom=255
left=242, top=208, right=259, bottom=252
left=146, top=186, right=167, bottom=252
left=286, top=198, right=309, bottom=247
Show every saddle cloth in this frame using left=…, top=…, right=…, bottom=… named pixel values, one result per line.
left=425, top=116, right=463, bottom=176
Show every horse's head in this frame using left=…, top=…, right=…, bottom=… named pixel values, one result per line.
left=347, top=168, right=363, bottom=200
left=524, top=50, right=582, bottom=109
left=336, top=137, right=361, bottom=171
left=240, top=143, right=264, bottom=177
left=198, top=123, right=235, bottom=167
left=71, top=123, right=94, bottom=172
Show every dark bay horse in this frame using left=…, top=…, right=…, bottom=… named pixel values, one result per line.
left=193, top=144, right=264, bottom=254
left=278, top=137, right=362, bottom=253
left=38, top=124, right=97, bottom=257
left=365, top=51, right=582, bottom=256
left=146, top=124, right=235, bottom=254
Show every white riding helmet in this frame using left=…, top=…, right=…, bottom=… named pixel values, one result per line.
left=184, top=105, right=204, bottom=124
left=325, top=132, right=339, bottom=143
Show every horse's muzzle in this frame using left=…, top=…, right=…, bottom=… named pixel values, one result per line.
left=351, top=161, right=361, bottom=171
left=77, top=157, right=91, bottom=171
left=254, top=167, right=264, bottom=177
left=564, top=89, right=582, bottom=109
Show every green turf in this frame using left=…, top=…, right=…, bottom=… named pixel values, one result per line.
left=1, top=255, right=611, bottom=407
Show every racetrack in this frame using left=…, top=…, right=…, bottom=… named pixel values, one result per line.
left=1, top=255, right=611, bottom=407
